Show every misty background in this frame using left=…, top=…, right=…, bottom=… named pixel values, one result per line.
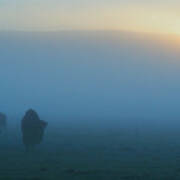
left=1, top=31, right=180, bottom=125
left=1, top=31, right=180, bottom=180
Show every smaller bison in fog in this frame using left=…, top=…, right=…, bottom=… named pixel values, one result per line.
left=0, top=112, right=7, bottom=134
left=21, top=109, right=48, bottom=150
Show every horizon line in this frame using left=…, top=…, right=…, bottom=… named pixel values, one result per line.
left=0, top=29, right=180, bottom=36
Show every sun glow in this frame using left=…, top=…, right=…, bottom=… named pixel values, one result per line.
left=0, top=2, right=180, bottom=36
left=102, top=4, right=180, bottom=36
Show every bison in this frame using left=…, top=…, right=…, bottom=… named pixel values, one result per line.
left=21, top=109, right=48, bottom=150
left=0, top=112, right=7, bottom=134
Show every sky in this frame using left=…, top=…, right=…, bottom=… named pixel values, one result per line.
left=1, top=32, right=180, bottom=120
left=0, top=0, right=180, bottom=34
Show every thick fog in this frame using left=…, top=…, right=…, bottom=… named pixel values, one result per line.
left=1, top=31, right=180, bottom=123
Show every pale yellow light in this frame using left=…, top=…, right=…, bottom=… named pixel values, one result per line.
left=0, top=3, right=180, bottom=36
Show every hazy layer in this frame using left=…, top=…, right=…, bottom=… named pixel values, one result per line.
left=1, top=31, right=180, bottom=122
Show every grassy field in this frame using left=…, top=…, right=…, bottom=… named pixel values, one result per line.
left=1, top=120, right=180, bottom=180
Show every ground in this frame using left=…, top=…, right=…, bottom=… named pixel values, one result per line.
left=0, top=121, right=180, bottom=180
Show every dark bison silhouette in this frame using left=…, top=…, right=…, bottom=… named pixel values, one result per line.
left=21, top=109, right=48, bottom=150
left=0, top=112, right=7, bottom=134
